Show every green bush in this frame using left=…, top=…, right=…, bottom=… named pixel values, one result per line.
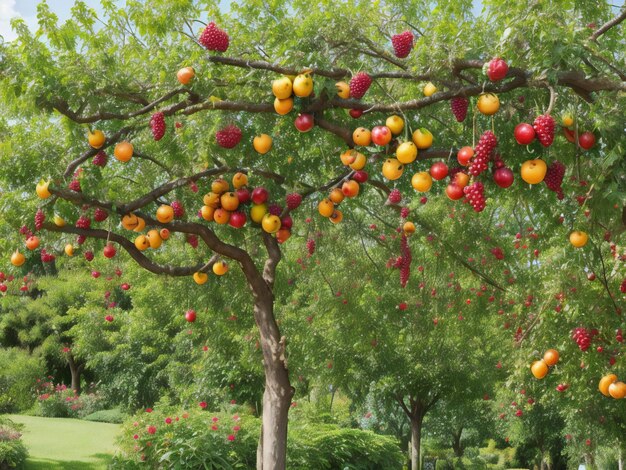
left=0, top=348, right=45, bottom=413
left=0, top=418, right=28, bottom=470
left=111, top=405, right=404, bottom=469
left=34, top=379, right=107, bottom=418
left=83, top=408, right=128, bottom=424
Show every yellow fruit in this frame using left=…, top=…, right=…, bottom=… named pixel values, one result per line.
left=411, top=172, right=433, bottom=192
left=599, top=374, right=618, bottom=397
left=156, top=205, right=174, bottom=223
left=520, top=159, right=547, bottom=184
left=232, top=172, right=248, bottom=189
left=53, top=215, right=66, bottom=227
left=329, top=209, right=343, bottom=224
left=121, top=213, right=140, bottom=230
left=114, top=141, right=133, bottom=162
left=349, top=152, right=367, bottom=171
left=36, top=180, right=51, bottom=199
left=10, top=250, right=25, bottom=267
left=211, top=179, right=229, bottom=194
left=352, top=128, right=372, bottom=147
left=213, top=261, right=229, bottom=276
left=423, top=82, right=437, bottom=97
left=193, top=272, right=208, bottom=285
left=250, top=204, right=268, bottom=224
left=253, top=134, right=273, bottom=154
left=274, top=97, right=294, bottom=115
left=335, top=81, right=350, bottom=99
left=203, top=192, right=221, bottom=208
left=477, top=93, right=500, bottom=115
left=64, top=244, right=74, bottom=256
left=396, top=141, right=418, bottom=164
left=403, top=222, right=416, bottom=235
left=88, top=130, right=106, bottom=149
left=318, top=199, right=335, bottom=218
left=134, top=235, right=150, bottom=251
left=329, top=188, right=345, bottom=204
left=412, top=128, right=433, bottom=150
left=569, top=231, right=588, bottom=248
left=272, top=76, right=293, bottom=99
left=340, top=149, right=357, bottom=166
left=562, top=113, right=574, bottom=127
left=608, top=382, right=626, bottom=399
left=292, top=73, right=313, bottom=97
left=531, top=360, right=549, bottom=379
left=201, top=205, right=215, bottom=221
left=261, top=214, right=281, bottom=234
left=382, top=158, right=404, bottom=181
left=146, top=229, right=162, bottom=249
left=386, top=115, right=404, bottom=135
left=133, top=217, right=146, bottom=232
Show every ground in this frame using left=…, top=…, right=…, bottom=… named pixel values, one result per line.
left=6, top=414, right=119, bottom=469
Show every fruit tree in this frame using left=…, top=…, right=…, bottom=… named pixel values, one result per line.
left=1, top=1, right=626, bottom=468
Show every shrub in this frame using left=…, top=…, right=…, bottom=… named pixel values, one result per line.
left=0, top=418, right=28, bottom=470
left=112, top=405, right=404, bottom=469
left=34, top=378, right=107, bottom=418
left=0, top=348, right=45, bottom=413
left=83, top=408, right=127, bottom=424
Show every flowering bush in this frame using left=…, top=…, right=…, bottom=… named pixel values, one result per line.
left=34, top=377, right=106, bottom=419
left=0, top=417, right=28, bottom=470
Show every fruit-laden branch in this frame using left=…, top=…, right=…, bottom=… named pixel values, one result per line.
left=44, top=223, right=209, bottom=276
left=590, top=7, right=626, bottom=41
left=64, top=127, right=134, bottom=177
left=205, top=55, right=348, bottom=79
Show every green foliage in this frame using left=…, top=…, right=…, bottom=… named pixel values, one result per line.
left=0, top=348, right=45, bottom=413
left=34, top=380, right=107, bottom=418
left=0, top=417, right=28, bottom=470
left=82, top=408, right=127, bottom=424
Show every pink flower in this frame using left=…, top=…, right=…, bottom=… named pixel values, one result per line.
left=199, top=402, right=207, bottom=409
left=233, top=425, right=240, bottom=432
left=165, top=417, right=172, bottom=424
left=212, top=417, right=218, bottom=423
left=182, top=413, right=189, bottom=419
left=147, top=425, right=156, bottom=435
left=211, top=424, right=218, bottom=431
left=133, top=434, right=139, bottom=440
left=227, top=434, right=235, bottom=441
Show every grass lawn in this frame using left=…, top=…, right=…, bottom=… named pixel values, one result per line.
left=6, top=414, right=120, bottom=469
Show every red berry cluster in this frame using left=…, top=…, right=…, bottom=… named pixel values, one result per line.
left=571, top=327, right=591, bottom=351
left=268, top=204, right=282, bottom=216
left=491, top=247, right=505, bottom=260
left=391, top=31, right=414, bottom=58
left=68, top=179, right=81, bottom=192
left=306, top=239, right=315, bottom=255
left=187, top=234, right=198, bottom=249
left=399, top=234, right=412, bottom=288
left=20, top=225, right=33, bottom=238
left=92, top=151, right=108, bottom=167
left=349, top=72, right=372, bottom=99
left=94, top=208, right=108, bottom=222
left=533, top=114, right=556, bottom=147
left=469, top=131, right=497, bottom=177
left=35, top=209, right=45, bottom=231
left=76, top=216, right=91, bottom=229
left=463, top=182, right=486, bottom=212
left=150, top=112, right=166, bottom=141
left=450, top=97, right=469, bottom=122
left=199, top=22, right=229, bottom=52
left=286, top=193, right=302, bottom=210
left=400, top=207, right=409, bottom=219
left=620, top=279, right=626, bottom=293
left=387, top=189, right=402, bottom=204
left=544, top=161, right=566, bottom=199
left=216, top=124, right=242, bottom=149
left=40, top=248, right=55, bottom=263
left=171, top=201, right=185, bottom=218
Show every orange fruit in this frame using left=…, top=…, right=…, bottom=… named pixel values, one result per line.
left=114, top=141, right=133, bottom=162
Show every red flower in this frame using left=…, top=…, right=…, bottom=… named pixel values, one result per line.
left=212, top=416, right=218, bottom=423
left=182, top=413, right=189, bottom=419
left=145, top=408, right=153, bottom=413
left=211, top=424, right=218, bottom=431
left=230, top=399, right=236, bottom=405
left=147, top=425, right=156, bottom=435
left=199, top=401, right=207, bottom=409
left=233, top=425, right=241, bottom=432
left=165, top=417, right=172, bottom=424
left=133, top=434, right=139, bottom=440
left=227, top=434, right=235, bottom=441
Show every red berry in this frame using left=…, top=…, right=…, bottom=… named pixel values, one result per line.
left=544, top=161, right=566, bottom=199
left=286, top=193, right=302, bottom=210
left=391, top=31, right=414, bottom=58
left=68, top=179, right=81, bottom=192
left=216, top=124, right=242, bottom=149
left=306, top=239, right=315, bottom=255
left=400, top=207, right=409, bottom=219
left=92, top=151, right=108, bottom=167
left=34, top=209, right=45, bottom=231
left=171, top=201, right=185, bottom=218
left=349, top=72, right=372, bottom=100
left=187, top=234, right=198, bottom=249
left=94, top=208, right=108, bottom=222
left=76, top=216, right=91, bottom=229
left=533, top=114, right=556, bottom=147
left=387, top=189, right=402, bottom=204
left=463, top=182, right=486, bottom=212
left=450, top=97, right=469, bottom=122
left=84, top=251, right=94, bottom=262
left=150, top=112, right=166, bottom=141
left=199, top=22, right=229, bottom=52
left=470, top=131, right=497, bottom=177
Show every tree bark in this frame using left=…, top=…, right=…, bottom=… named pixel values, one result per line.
left=67, top=354, right=83, bottom=395
left=451, top=427, right=464, bottom=457
left=410, top=415, right=423, bottom=470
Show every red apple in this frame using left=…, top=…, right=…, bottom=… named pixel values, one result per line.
left=280, top=215, right=293, bottom=230
left=294, top=113, right=314, bottom=132
left=493, top=167, right=514, bottom=188
left=349, top=109, right=363, bottom=119
left=514, top=123, right=535, bottom=145
left=587, top=272, right=596, bottom=281
left=352, top=170, right=368, bottom=183
left=457, top=146, right=474, bottom=166
left=430, top=162, right=448, bottom=180
left=185, top=309, right=196, bottom=322
left=229, top=211, right=247, bottom=228
left=120, top=283, right=130, bottom=290
left=91, top=271, right=101, bottom=278
left=103, top=244, right=116, bottom=258
left=445, top=184, right=464, bottom=200
left=236, top=187, right=251, bottom=204
left=0, top=284, right=7, bottom=293
left=487, top=57, right=509, bottom=81
left=251, top=187, right=269, bottom=205
left=578, top=131, right=596, bottom=150
left=370, top=126, right=392, bottom=146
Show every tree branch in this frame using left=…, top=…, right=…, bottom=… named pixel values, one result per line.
left=262, top=231, right=281, bottom=291
left=64, top=127, right=134, bottom=178
left=590, top=8, right=626, bottom=41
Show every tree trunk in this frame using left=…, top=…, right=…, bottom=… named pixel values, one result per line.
left=254, top=297, right=293, bottom=470
left=451, top=427, right=463, bottom=457
left=67, top=354, right=83, bottom=394
left=410, top=415, right=423, bottom=470
left=618, top=447, right=623, bottom=470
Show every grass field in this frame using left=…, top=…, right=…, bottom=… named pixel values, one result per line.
left=6, top=414, right=120, bottom=469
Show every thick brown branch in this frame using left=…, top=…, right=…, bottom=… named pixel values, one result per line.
left=316, top=116, right=354, bottom=147
left=262, top=231, right=281, bottom=290
left=590, top=8, right=626, bottom=41
left=207, top=55, right=347, bottom=80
